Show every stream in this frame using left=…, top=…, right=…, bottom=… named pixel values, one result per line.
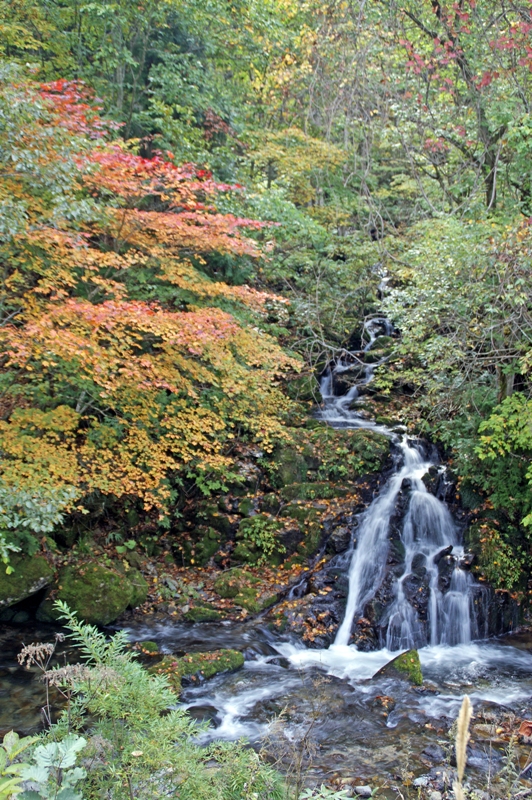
left=2, top=316, right=532, bottom=791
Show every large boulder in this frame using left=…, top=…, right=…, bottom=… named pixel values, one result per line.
left=37, top=562, right=148, bottom=625
left=0, top=555, right=54, bottom=609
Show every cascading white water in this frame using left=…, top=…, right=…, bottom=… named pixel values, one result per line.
left=319, top=317, right=476, bottom=651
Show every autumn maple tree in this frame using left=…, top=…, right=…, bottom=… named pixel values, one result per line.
left=0, top=68, right=298, bottom=556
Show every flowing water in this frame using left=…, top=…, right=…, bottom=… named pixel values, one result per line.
left=2, top=315, right=532, bottom=788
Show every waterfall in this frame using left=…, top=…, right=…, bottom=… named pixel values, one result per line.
left=320, top=317, right=476, bottom=651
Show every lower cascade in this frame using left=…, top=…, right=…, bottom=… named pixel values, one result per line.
left=319, top=317, right=485, bottom=652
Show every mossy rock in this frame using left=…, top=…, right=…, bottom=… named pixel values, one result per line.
left=271, top=446, right=308, bottom=487
left=196, top=502, right=232, bottom=536
left=307, top=427, right=390, bottom=481
left=280, top=482, right=352, bottom=502
left=153, top=649, right=244, bottom=689
left=270, top=428, right=390, bottom=488
left=372, top=335, right=394, bottom=350
left=261, top=493, right=281, bottom=514
left=183, top=604, right=222, bottom=622
left=129, top=640, right=160, bottom=657
left=237, top=497, right=256, bottom=517
left=374, top=649, right=423, bottom=686
left=36, top=562, right=138, bottom=625
left=128, top=569, right=149, bottom=608
left=231, top=541, right=257, bottom=564
left=280, top=503, right=320, bottom=525
left=137, top=640, right=160, bottom=655
left=301, top=521, right=323, bottom=557
left=0, top=555, right=54, bottom=609
left=179, top=526, right=221, bottom=566
left=213, top=569, right=275, bottom=612
left=214, top=568, right=260, bottom=599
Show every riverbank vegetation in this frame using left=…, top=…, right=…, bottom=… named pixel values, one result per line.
left=1, top=0, right=532, bottom=745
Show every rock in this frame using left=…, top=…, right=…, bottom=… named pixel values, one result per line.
left=353, top=786, right=373, bottom=797
left=272, top=445, right=307, bottom=486
left=422, top=744, right=445, bottom=763
left=152, top=649, right=244, bottom=690
left=280, top=482, right=352, bottom=502
left=237, top=497, right=256, bottom=517
left=261, top=493, right=281, bottom=514
left=372, top=694, right=396, bottom=714
left=196, top=502, right=231, bottom=536
left=374, top=649, right=423, bottom=685
left=0, top=555, right=54, bottom=608
left=128, top=569, right=149, bottom=608
left=183, top=605, right=222, bottom=622
left=459, top=552, right=475, bottom=569
left=327, top=525, right=352, bottom=554
left=428, top=792, right=442, bottom=800
left=214, top=568, right=276, bottom=613
left=135, top=640, right=160, bottom=656
left=177, top=524, right=223, bottom=566
left=434, top=545, right=453, bottom=564
left=403, top=573, right=430, bottom=620
left=36, top=561, right=145, bottom=625
left=413, top=776, right=430, bottom=787
left=411, top=552, right=427, bottom=577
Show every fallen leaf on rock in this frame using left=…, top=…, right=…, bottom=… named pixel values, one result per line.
left=518, top=720, right=532, bottom=737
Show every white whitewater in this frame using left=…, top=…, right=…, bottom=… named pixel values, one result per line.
left=318, top=317, right=476, bottom=650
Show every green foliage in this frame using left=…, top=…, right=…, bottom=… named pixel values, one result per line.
left=238, top=515, right=285, bottom=563
left=0, top=484, right=76, bottom=570
left=43, top=601, right=283, bottom=799
left=0, top=731, right=36, bottom=800
left=20, top=735, right=87, bottom=800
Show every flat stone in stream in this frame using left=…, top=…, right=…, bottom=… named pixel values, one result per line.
left=152, top=649, right=244, bottom=690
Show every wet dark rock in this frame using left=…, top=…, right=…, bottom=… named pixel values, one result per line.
left=422, top=744, right=446, bottom=763
left=459, top=552, right=475, bottom=569
left=267, top=656, right=290, bottom=668
left=349, top=617, right=379, bottom=651
left=437, top=552, right=456, bottom=593
left=371, top=694, right=396, bottom=715
left=422, top=466, right=440, bottom=494
left=403, top=573, right=430, bottom=621
left=411, top=553, right=427, bottom=577
left=280, top=526, right=304, bottom=555
left=353, top=786, right=373, bottom=797
left=186, top=704, right=220, bottom=724
left=434, top=545, right=453, bottom=564
left=327, top=526, right=352, bottom=554
left=450, top=743, right=502, bottom=772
